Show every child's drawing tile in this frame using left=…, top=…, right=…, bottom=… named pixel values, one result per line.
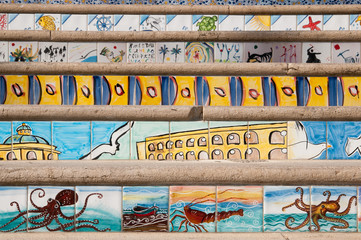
left=0, top=187, right=27, bottom=232
left=35, top=14, right=60, bottom=31
left=88, top=15, right=114, bottom=31
left=166, top=15, right=192, bottom=31
left=215, top=42, right=243, bottom=63
left=0, top=42, right=8, bottom=62
left=218, top=15, right=244, bottom=31
left=39, top=42, right=67, bottom=62
left=297, top=15, right=322, bottom=31
left=156, top=42, right=184, bottom=63
left=140, top=15, right=165, bottom=31
left=68, top=43, right=97, bottom=62
left=272, top=42, right=301, bottom=63
left=271, top=15, right=296, bottom=31
left=264, top=186, right=310, bottom=232
left=288, top=121, right=327, bottom=160
left=28, top=186, right=75, bottom=232
left=323, top=15, right=349, bottom=31
left=9, top=42, right=39, bottom=62
left=8, top=14, right=34, bottom=30
left=61, top=14, right=87, bottom=31
left=53, top=121, right=91, bottom=160
left=0, top=122, right=11, bottom=160
left=12, top=121, right=52, bottom=160
left=217, top=186, right=263, bottom=232
left=192, top=15, right=218, bottom=31
left=245, top=15, right=271, bottom=31
left=131, top=122, right=169, bottom=160
left=328, top=122, right=361, bottom=160
left=127, top=42, right=156, bottom=63
left=185, top=42, right=214, bottom=63
left=350, top=15, right=361, bottom=30
left=169, top=186, right=216, bottom=232
left=0, top=14, right=8, bottom=30
left=123, top=186, right=168, bottom=232
left=302, top=42, right=331, bottom=63
left=245, top=43, right=273, bottom=63
left=97, top=43, right=127, bottom=63
left=332, top=43, right=360, bottom=64
left=311, top=186, right=357, bottom=232
left=76, top=186, right=121, bottom=232
left=114, top=15, right=139, bottom=31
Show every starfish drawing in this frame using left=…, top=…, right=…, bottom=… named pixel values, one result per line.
left=302, top=16, right=321, bottom=31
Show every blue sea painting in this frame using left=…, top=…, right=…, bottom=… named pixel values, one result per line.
left=0, top=122, right=11, bottom=156
left=300, top=121, right=327, bottom=159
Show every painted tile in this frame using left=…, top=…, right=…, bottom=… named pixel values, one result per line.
left=0, top=42, right=8, bottom=62
left=185, top=42, right=214, bottom=63
left=130, top=76, right=163, bottom=105
left=140, top=15, right=165, bottom=31
left=28, top=186, right=75, bottom=232
left=35, top=14, right=60, bottom=31
left=88, top=15, right=114, bottom=31
left=34, top=75, right=63, bottom=105
left=358, top=187, right=361, bottom=231
left=0, top=14, right=8, bottom=30
left=245, top=15, right=271, bottom=31
left=264, top=186, right=310, bottom=232
left=304, top=77, right=330, bottom=106
left=302, top=43, right=331, bottom=63
left=132, top=121, right=169, bottom=160
left=239, top=77, right=266, bottom=106
left=217, top=186, right=262, bottom=232
left=169, top=186, right=216, bottom=232
left=168, top=76, right=197, bottom=106
left=101, top=76, right=129, bottom=105
left=245, top=43, right=273, bottom=63
left=123, top=186, right=168, bottom=232
left=0, top=187, right=27, bottom=232
left=297, top=15, right=322, bottom=31
left=323, top=15, right=349, bottom=31
left=215, top=43, right=243, bottom=63
left=271, top=15, right=296, bottom=31
left=127, top=43, right=156, bottom=63
left=192, top=15, right=218, bottom=31
left=63, top=75, right=96, bottom=105
left=204, top=76, right=232, bottom=106
left=1, top=75, right=31, bottom=105
left=76, top=186, right=121, bottom=232
left=97, top=43, right=126, bottom=63
left=288, top=121, right=327, bottom=160
left=156, top=42, right=184, bottom=63
left=350, top=15, right=361, bottom=30
left=114, top=15, right=139, bottom=31
left=170, top=121, right=208, bottom=160
left=9, top=42, right=39, bottom=62
left=339, top=77, right=361, bottom=106
left=61, top=14, right=87, bottom=31
left=0, top=122, right=12, bottom=160
left=53, top=121, right=91, bottom=160
left=38, top=42, right=67, bottom=62
left=332, top=43, right=360, bottom=64
left=218, top=15, right=244, bottom=31
left=68, top=43, right=97, bottom=62
left=269, top=77, right=298, bottom=106
left=166, top=15, right=192, bottom=31
left=311, top=186, right=357, bottom=232
left=272, top=42, right=301, bottom=63
left=8, top=14, right=34, bottom=30
left=328, top=122, right=361, bottom=159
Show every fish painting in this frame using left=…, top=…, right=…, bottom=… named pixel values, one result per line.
left=38, top=15, right=58, bottom=31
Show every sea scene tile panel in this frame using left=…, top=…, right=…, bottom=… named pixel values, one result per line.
left=61, top=14, right=87, bottom=31
left=35, top=14, right=60, bottom=31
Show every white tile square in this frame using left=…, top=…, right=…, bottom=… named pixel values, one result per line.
left=114, top=15, right=139, bottom=31
left=218, top=15, right=244, bottom=31
left=166, top=15, right=192, bottom=31
left=271, top=15, right=296, bottom=31
left=323, top=15, right=349, bottom=31
left=140, top=15, right=165, bottom=31
left=8, top=14, right=34, bottom=30
left=62, top=14, right=87, bottom=31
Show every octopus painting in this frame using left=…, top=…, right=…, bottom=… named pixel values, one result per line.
left=282, top=187, right=356, bottom=231
left=0, top=188, right=110, bottom=232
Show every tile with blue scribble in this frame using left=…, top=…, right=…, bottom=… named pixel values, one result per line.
left=323, top=15, right=349, bottom=31
left=8, top=14, right=34, bottom=30
left=68, top=43, right=97, bottom=62
left=166, top=15, right=191, bottom=31
left=62, top=14, right=87, bottom=31
left=218, top=15, right=244, bottom=31
left=271, top=15, right=296, bottom=31
left=0, top=42, right=8, bottom=62
left=114, top=15, right=139, bottom=31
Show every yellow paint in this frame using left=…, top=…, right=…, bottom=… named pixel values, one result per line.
left=306, top=77, right=329, bottom=106
left=73, top=76, right=94, bottom=105
left=4, top=75, right=29, bottom=105
left=104, top=76, right=129, bottom=105
left=37, top=75, right=62, bottom=105
left=272, top=76, right=297, bottom=106
left=250, top=15, right=271, bottom=31
left=172, top=76, right=196, bottom=106
left=137, top=76, right=162, bottom=105
left=241, top=77, right=264, bottom=106
left=206, top=77, right=231, bottom=106
left=341, top=77, right=361, bottom=106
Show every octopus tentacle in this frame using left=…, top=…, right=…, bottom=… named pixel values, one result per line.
left=0, top=211, right=27, bottom=230
left=334, top=196, right=356, bottom=216
left=28, top=213, right=51, bottom=225
left=294, top=199, right=309, bottom=212
left=28, top=212, right=47, bottom=221
left=58, top=209, right=76, bottom=221
left=75, top=219, right=99, bottom=225
left=285, top=215, right=310, bottom=230
left=296, top=187, right=309, bottom=208
left=29, top=188, right=46, bottom=210
left=27, top=218, right=53, bottom=231
left=336, top=194, right=346, bottom=203
left=75, top=224, right=110, bottom=232
left=10, top=201, right=27, bottom=222
left=282, top=202, right=296, bottom=212
left=319, top=213, right=349, bottom=231
left=74, top=193, right=103, bottom=219
left=323, top=191, right=331, bottom=202
left=310, top=215, right=321, bottom=231
left=0, top=219, right=27, bottom=232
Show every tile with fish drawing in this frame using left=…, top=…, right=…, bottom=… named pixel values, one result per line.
left=114, top=15, right=139, bottom=31
left=271, top=15, right=296, bottom=31
left=0, top=42, right=8, bottom=62
left=302, top=42, right=331, bottom=63
left=192, top=15, right=218, bottom=31
left=35, top=14, right=60, bottom=31
left=38, top=42, right=67, bottom=62
left=140, top=15, right=165, bottom=31
left=297, top=15, right=322, bottom=31
left=88, top=15, right=114, bottom=31
left=245, top=15, right=270, bottom=31
left=323, top=15, right=349, bottom=31
left=68, top=43, right=97, bottom=62
left=350, top=15, right=361, bottom=30
left=0, top=122, right=12, bottom=160
left=218, top=15, right=244, bottom=31
left=97, top=43, right=127, bottom=63
left=185, top=42, right=214, bottom=63
left=156, top=42, right=184, bottom=63
left=166, top=15, right=192, bottom=31
left=272, top=42, right=301, bottom=63
left=9, top=42, right=39, bottom=62
left=8, top=14, right=34, bottom=30
left=127, top=43, right=155, bottom=63
left=245, top=43, right=273, bottom=63
left=0, top=14, right=7, bottom=30
left=61, top=14, right=87, bottom=31
left=332, top=43, right=360, bottom=64
left=215, top=42, right=243, bottom=63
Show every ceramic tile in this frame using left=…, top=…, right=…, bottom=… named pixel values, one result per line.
left=131, top=121, right=169, bottom=160
left=114, top=15, right=139, bottom=31
left=302, top=43, right=331, bottom=63
left=272, top=43, right=301, bottom=63
left=140, top=15, right=165, bottom=31
left=217, top=186, right=262, bottom=232
left=168, top=76, right=197, bottom=106
left=156, top=42, right=184, bottom=63
left=311, top=186, right=357, bottom=232
left=245, top=15, right=271, bottom=31
left=269, top=77, right=298, bottom=106
left=169, top=186, right=216, bottom=232
left=53, top=121, right=91, bottom=160
left=8, top=14, right=34, bottom=30
left=68, top=43, right=97, bottom=62
left=61, top=14, right=87, bottom=31
left=63, top=76, right=95, bottom=105
left=28, top=186, right=75, bottom=232
left=239, top=77, right=266, bottom=106
left=88, top=15, right=114, bottom=31
left=127, top=43, right=156, bottom=63
left=264, top=186, right=310, bottom=232
left=203, top=76, right=232, bottom=106
left=166, top=15, right=192, bottom=31
left=35, top=14, right=60, bottom=30
left=0, top=14, right=8, bottom=30
left=76, top=186, right=121, bottom=232
left=339, top=77, right=361, bottom=106
left=332, top=43, right=360, bottom=64
left=304, top=77, right=330, bottom=106
left=245, top=43, right=273, bottom=63
left=288, top=121, right=327, bottom=160
left=101, top=76, right=129, bottom=105
left=297, top=15, right=322, bottom=31
left=328, top=122, right=361, bottom=159
left=215, top=43, right=243, bottom=63
left=1, top=75, right=30, bottom=105
left=350, top=15, right=361, bottom=30
left=97, top=43, right=126, bottom=63
left=323, top=15, right=349, bottom=31
left=192, top=15, right=218, bottom=31
left=0, top=42, right=8, bottom=62
left=123, top=186, right=168, bottom=232
left=358, top=187, right=361, bottom=231
left=0, top=122, right=12, bottom=160
left=130, top=76, right=163, bottom=105
left=9, top=42, right=38, bottom=62
left=34, top=75, right=63, bottom=105
left=271, top=15, right=296, bottom=31
left=39, top=42, right=67, bottom=62
left=185, top=42, right=214, bottom=63
left=218, top=15, right=244, bottom=31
